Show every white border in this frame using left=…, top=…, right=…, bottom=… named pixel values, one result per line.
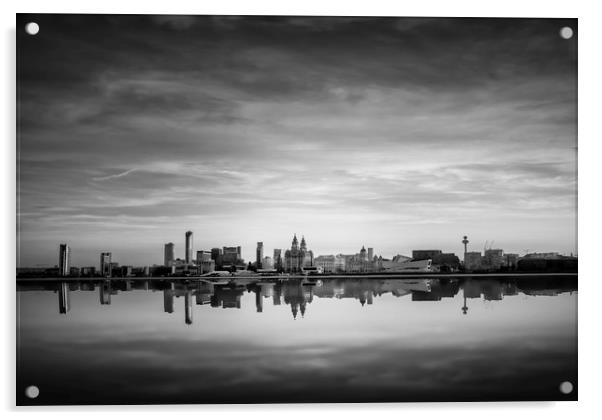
left=3, top=0, right=601, bottom=419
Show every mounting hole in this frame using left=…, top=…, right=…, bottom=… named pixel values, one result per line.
left=25, top=385, right=39, bottom=399
left=559, top=381, right=573, bottom=394
left=25, top=22, right=39, bottom=35
left=559, top=26, right=573, bottom=40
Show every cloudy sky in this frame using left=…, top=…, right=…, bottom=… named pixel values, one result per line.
left=17, top=15, right=577, bottom=267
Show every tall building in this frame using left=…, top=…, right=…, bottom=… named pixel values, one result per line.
left=211, top=247, right=223, bottom=269
left=185, top=231, right=193, bottom=265
left=58, top=244, right=70, bottom=276
left=100, top=252, right=112, bottom=277
left=256, top=242, right=264, bottom=269
left=367, top=247, right=374, bottom=261
left=273, top=249, right=283, bottom=271
left=164, top=242, right=175, bottom=267
left=284, top=234, right=314, bottom=272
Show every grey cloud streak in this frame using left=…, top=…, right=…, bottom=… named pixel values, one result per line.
left=17, top=15, right=577, bottom=266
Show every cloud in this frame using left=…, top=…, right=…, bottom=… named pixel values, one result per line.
left=16, top=15, right=577, bottom=266
left=92, top=168, right=137, bottom=182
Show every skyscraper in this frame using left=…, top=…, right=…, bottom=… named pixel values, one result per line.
left=100, top=252, right=112, bottom=277
left=256, top=242, right=264, bottom=269
left=211, top=247, right=223, bottom=269
left=164, top=242, right=175, bottom=267
left=368, top=247, right=374, bottom=261
left=273, top=249, right=282, bottom=271
left=185, top=231, right=193, bottom=265
left=58, top=244, right=70, bottom=276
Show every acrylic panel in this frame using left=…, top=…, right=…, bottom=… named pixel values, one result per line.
left=16, top=14, right=578, bottom=405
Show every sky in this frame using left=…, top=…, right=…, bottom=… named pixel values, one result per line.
left=16, top=15, right=577, bottom=267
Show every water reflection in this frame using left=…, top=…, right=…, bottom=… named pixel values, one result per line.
left=16, top=275, right=577, bottom=404
left=19, top=276, right=577, bottom=324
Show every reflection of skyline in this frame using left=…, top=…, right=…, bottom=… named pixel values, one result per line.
left=23, top=277, right=578, bottom=323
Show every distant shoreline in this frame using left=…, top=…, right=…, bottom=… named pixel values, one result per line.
left=16, top=272, right=578, bottom=282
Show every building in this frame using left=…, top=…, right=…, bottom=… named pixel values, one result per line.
left=222, top=246, right=242, bottom=266
left=346, top=246, right=376, bottom=272
left=256, top=242, right=264, bottom=269
left=432, top=253, right=461, bottom=272
left=58, top=244, right=70, bottom=276
left=164, top=242, right=175, bottom=267
left=464, top=252, right=482, bottom=271
left=504, top=253, right=519, bottom=269
left=185, top=231, right=193, bottom=265
left=523, top=252, right=561, bottom=259
left=334, top=254, right=347, bottom=272
left=412, top=250, right=442, bottom=260
left=261, top=256, right=273, bottom=270
left=367, top=247, right=374, bottom=261
left=100, top=252, right=112, bottom=277
left=211, top=248, right=223, bottom=269
left=273, top=249, right=283, bottom=271
left=483, top=249, right=504, bottom=270
left=315, top=255, right=336, bottom=273
left=197, top=250, right=215, bottom=274
left=80, top=266, right=96, bottom=277
left=284, top=234, right=314, bottom=273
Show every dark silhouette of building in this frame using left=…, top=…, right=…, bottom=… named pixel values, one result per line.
left=100, top=252, right=112, bottom=277
left=185, top=231, right=193, bottom=265
left=58, top=244, right=70, bottom=276
left=256, top=242, right=263, bottom=269
left=164, top=242, right=175, bottom=267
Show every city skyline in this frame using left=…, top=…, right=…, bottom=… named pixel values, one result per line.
left=17, top=16, right=577, bottom=267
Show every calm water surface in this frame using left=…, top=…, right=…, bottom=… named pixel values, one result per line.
left=16, top=276, right=577, bottom=405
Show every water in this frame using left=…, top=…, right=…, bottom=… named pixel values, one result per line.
left=16, top=275, right=577, bottom=405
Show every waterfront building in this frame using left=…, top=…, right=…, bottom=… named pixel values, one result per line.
left=69, top=267, right=80, bottom=277
left=334, top=254, right=347, bottom=272
left=483, top=249, right=504, bottom=270
left=273, top=249, right=283, bottom=271
left=432, top=253, right=461, bottom=272
left=261, top=256, right=273, bottom=270
left=222, top=246, right=242, bottom=266
left=58, top=244, right=70, bottom=276
left=164, top=242, right=175, bottom=267
left=315, top=255, right=336, bottom=273
left=412, top=250, right=442, bottom=260
left=368, top=247, right=374, bottom=261
left=197, top=250, right=215, bottom=274
left=382, top=258, right=432, bottom=272
left=504, top=253, right=519, bottom=269
left=211, top=248, right=223, bottom=269
left=185, top=231, right=193, bottom=265
left=100, top=252, right=112, bottom=277
left=256, top=242, right=264, bottom=269
left=523, top=252, right=561, bottom=259
left=284, top=234, right=314, bottom=273
left=464, top=251, right=482, bottom=271
left=80, top=266, right=96, bottom=277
